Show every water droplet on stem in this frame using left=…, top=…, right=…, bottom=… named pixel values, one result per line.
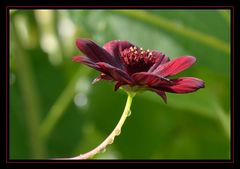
left=100, top=148, right=106, bottom=153
left=127, top=110, right=132, bottom=117
left=115, top=129, right=121, bottom=136
left=109, top=137, right=114, bottom=144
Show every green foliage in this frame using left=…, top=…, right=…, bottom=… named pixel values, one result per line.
left=9, top=9, right=230, bottom=159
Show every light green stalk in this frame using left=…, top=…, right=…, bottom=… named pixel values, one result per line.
left=56, top=92, right=135, bottom=160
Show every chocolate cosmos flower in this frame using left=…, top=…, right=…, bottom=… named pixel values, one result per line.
left=73, top=39, right=204, bottom=103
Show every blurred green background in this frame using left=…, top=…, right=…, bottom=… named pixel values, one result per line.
left=9, top=9, right=230, bottom=160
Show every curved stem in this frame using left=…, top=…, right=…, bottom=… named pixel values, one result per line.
left=57, top=92, right=135, bottom=160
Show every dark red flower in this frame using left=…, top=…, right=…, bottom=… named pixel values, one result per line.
left=73, top=38, right=204, bottom=103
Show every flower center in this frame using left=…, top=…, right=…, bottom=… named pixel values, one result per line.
left=121, top=46, right=157, bottom=74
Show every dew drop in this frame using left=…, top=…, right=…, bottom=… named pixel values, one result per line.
left=100, top=148, right=106, bottom=153
left=115, top=129, right=121, bottom=136
left=127, top=110, right=132, bottom=117
left=109, top=137, right=115, bottom=145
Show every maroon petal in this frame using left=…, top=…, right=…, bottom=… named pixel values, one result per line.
left=114, top=81, right=125, bottom=91
left=72, top=55, right=101, bottom=70
left=92, top=73, right=113, bottom=84
left=131, top=72, right=171, bottom=87
left=76, top=38, right=120, bottom=68
left=96, top=62, right=133, bottom=84
left=103, top=40, right=134, bottom=69
left=148, top=51, right=170, bottom=72
left=150, top=89, right=167, bottom=103
left=154, top=56, right=196, bottom=77
left=161, top=77, right=205, bottom=93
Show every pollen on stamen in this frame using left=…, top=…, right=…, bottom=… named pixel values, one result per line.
left=130, top=47, right=134, bottom=52
left=121, top=47, right=157, bottom=68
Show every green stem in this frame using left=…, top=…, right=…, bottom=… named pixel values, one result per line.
left=40, top=67, right=91, bottom=140
left=10, top=19, right=45, bottom=158
left=213, top=102, right=230, bottom=141
left=56, top=92, right=135, bottom=160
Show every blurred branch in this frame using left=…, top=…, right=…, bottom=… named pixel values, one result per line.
left=10, top=19, right=45, bottom=158
left=40, top=67, right=91, bottom=140
left=111, top=10, right=230, bottom=55
left=213, top=102, right=230, bottom=140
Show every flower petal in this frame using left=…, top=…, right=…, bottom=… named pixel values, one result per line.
left=150, top=89, right=167, bottom=103
left=103, top=40, right=134, bottom=69
left=92, top=73, right=113, bottom=84
left=114, top=81, right=125, bottom=91
left=72, top=55, right=101, bottom=70
left=161, top=77, right=205, bottom=93
left=131, top=72, right=171, bottom=86
left=76, top=38, right=120, bottom=68
left=148, top=51, right=170, bottom=72
left=154, top=56, right=196, bottom=77
left=96, top=62, right=133, bottom=84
